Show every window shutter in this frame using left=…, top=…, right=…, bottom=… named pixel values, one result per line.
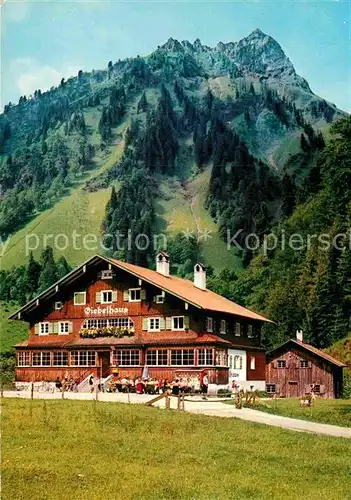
left=53, top=322, right=59, bottom=334
left=153, top=296, right=157, bottom=303
left=142, top=318, right=148, bottom=330
left=184, top=316, right=190, bottom=330
left=273, top=361, right=277, bottom=369
left=123, top=290, right=129, bottom=301
left=166, top=317, right=172, bottom=330
left=213, top=320, right=217, bottom=332
left=308, top=361, right=312, bottom=368
left=34, top=324, right=39, bottom=335
left=112, top=291, right=118, bottom=302
left=140, top=289, right=146, bottom=300
left=68, top=322, right=73, bottom=333
left=276, top=384, right=280, bottom=393
left=96, top=292, right=102, bottom=303
left=47, top=323, right=53, bottom=334
left=319, top=385, right=325, bottom=394
left=159, top=317, right=165, bottom=330
left=305, top=384, right=311, bottom=394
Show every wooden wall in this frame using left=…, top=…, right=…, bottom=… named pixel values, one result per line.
left=23, top=263, right=262, bottom=348
left=266, top=347, right=337, bottom=398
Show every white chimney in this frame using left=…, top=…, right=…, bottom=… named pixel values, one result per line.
left=194, top=263, right=206, bottom=290
left=296, top=330, right=303, bottom=342
left=156, top=251, right=170, bottom=276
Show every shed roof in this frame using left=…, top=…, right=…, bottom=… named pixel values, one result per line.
left=267, top=339, right=347, bottom=368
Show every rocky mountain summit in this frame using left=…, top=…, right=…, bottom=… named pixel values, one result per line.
left=159, top=29, right=311, bottom=90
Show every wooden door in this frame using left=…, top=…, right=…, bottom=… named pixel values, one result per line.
left=288, top=382, right=298, bottom=398
left=99, top=352, right=111, bottom=378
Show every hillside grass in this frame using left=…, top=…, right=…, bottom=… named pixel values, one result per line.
left=158, top=168, right=241, bottom=272
left=2, top=399, right=351, bottom=500
left=0, top=302, right=28, bottom=354
left=234, top=398, right=351, bottom=428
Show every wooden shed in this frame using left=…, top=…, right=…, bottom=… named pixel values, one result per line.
left=266, top=337, right=346, bottom=399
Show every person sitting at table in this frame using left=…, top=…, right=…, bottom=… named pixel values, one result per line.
left=171, top=379, right=180, bottom=396
left=133, top=378, right=141, bottom=394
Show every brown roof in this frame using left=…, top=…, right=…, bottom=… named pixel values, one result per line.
left=268, top=339, right=347, bottom=367
left=14, top=340, right=71, bottom=349
left=9, top=254, right=272, bottom=323
left=67, top=332, right=231, bottom=348
left=105, top=257, right=272, bottom=322
left=295, top=340, right=347, bottom=367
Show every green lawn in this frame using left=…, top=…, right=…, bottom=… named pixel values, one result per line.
left=2, top=399, right=350, bottom=500
left=243, top=398, right=351, bottom=428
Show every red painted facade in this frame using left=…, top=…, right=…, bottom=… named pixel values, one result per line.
left=13, top=256, right=267, bottom=387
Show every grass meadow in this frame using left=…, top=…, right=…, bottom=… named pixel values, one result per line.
left=2, top=398, right=350, bottom=500
left=239, top=398, right=351, bottom=427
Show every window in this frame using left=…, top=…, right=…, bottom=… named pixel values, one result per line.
left=155, top=295, right=165, bottom=304
left=235, top=322, right=241, bottom=337
left=32, top=351, right=51, bottom=366
left=216, top=349, right=227, bottom=366
left=233, top=355, right=243, bottom=370
left=59, top=322, right=70, bottom=335
left=74, top=292, right=86, bottom=305
left=314, top=384, right=321, bottom=394
left=170, top=349, right=194, bottom=366
left=101, top=290, right=113, bottom=304
left=198, top=349, right=214, bottom=366
left=17, top=351, right=30, bottom=367
left=82, top=318, right=133, bottom=329
left=55, top=301, right=63, bottom=310
left=247, top=325, right=254, bottom=338
left=172, top=316, right=184, bottom=330
left=148, top=318, right=161, bottom=331
left=146, top=350, right=168, bottom=366
left=101, top=269, right=113, bottom=279
left=300, top=360, right=309, bottom=368
left=53, top=351, right=68, bottom=366
left=220, top=319, right=227, bottom=334
left=112, top=350, right=140, bottom=366
left=39, top=322, right=50, bottom=335
left=266, top=384, right=276, bottom=394
left=206, top=317, right=213, bottom=332
left=70, top=351, right=96, bottom=367
left=250, top=356, right=256, bottom=370
left=277, top=360, right=286, bottom=368
left=129, top=288, right=141, bottom=302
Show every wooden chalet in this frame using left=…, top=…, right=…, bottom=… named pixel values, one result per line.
left=265, top=332, right=346, bottom=398
left=11, top=253, right=272, bottom=390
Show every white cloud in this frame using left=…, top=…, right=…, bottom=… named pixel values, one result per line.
left=12, top=58, right=82, bottom=97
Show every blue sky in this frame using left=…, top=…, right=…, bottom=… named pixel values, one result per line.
left=2, top=0, right=350, bottom=111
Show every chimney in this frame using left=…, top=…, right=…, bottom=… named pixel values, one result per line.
left=296, top=330, right=303, bottom=342
left=194, top=263, right=206, bottom=290
left=156, top=251, right=170, bottom=276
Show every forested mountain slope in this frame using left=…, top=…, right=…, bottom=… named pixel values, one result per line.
left=0, top=29, right=349, bottom=350
left=0, top=29, right=343, bottom=270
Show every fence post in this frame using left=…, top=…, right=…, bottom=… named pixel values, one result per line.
left=31, top=382, right=34, bottom=399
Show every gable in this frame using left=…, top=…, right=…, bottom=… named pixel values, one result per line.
left=9, top=254, right=272, bottom=323
left=267, top=339, right=346, bottom=368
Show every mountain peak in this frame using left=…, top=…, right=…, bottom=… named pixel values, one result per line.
left=161, top=37, right=183, bottom=52
left=248, top=28, right=266, bottom=38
